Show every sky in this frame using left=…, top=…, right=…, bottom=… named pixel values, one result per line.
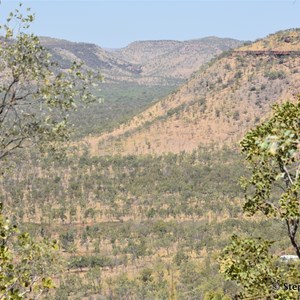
left=0, top=1, right=299, bottom=48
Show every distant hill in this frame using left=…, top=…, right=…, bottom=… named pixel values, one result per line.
left=112, top=37, right=243, bottom=79
left=85, top=29, right=300, bottom=155
left=40, top=36, right=243, bottom=85
left=39, top=37, right=143, bottom=83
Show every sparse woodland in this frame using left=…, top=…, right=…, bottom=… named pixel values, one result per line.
left=0, top=3, right=300, bottom=299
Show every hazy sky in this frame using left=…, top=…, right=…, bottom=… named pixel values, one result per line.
left=1, top=1, right=299, bottom=48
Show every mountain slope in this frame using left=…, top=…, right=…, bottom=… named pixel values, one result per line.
left=113, top=37, right=243, bottom=79
left=86, top=29, right=300, bottom=156
left=40, top=36, right=243, bottom=85
left=39, top=37, right=142, bottom=83
left=239, top=29, right=300, bottom=51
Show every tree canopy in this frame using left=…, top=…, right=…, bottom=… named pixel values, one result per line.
left=219, top=97, right=300, bottom=299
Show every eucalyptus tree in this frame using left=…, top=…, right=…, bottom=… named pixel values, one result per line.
left=0, top=3, right=101, bottom=298
left=0, top=5, right=100, bottom=161
left=219, top=98, right=300, bottom=299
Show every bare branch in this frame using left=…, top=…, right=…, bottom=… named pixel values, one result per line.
left=286, top=219, right=300, bottom=258
left=283, top=165, right=294, bottom=185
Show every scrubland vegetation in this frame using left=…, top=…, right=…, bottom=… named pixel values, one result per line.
left=1, top=145, right=297, bottom=299
left=0, top=3, right=299, bottom=299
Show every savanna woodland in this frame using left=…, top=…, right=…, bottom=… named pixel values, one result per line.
left=0, top=2, right=300, bottom=300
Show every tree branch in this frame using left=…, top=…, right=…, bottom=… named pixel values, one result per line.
left=286, top=219, right=300, bottom=258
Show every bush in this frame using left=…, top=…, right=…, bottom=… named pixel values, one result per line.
left=264, top=70, right=286, bottom=80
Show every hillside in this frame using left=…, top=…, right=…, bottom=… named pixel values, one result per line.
left=239, top=28, right=300, bottom=51
left=40, top=36, right=243, bottom=86
left=113, top=37, right=243, bottom=79
left=41, top=36, right=244, bottom=138
left=39, top=37, right=144, bottom=83
left=86, top=29, right=300, bottom=156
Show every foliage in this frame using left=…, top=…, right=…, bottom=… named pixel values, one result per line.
left=0, top=3, right=101, bottom=160
left=220, top=97, right=300, bottom=298
left=264, top=70, right=286, bottom=80
left=220, top=235, right=300, bottom=299
left=69, top=255, right=113, bottom=269
left=0, top=203, right=61, bottom=299
left=220, top=235, right=277, bottom=298
left=0, top=3, right=99, bottom=298
left=240, top=98, right=300, bottom=254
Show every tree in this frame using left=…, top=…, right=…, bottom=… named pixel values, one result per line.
left=0, top=3, right=100, bottom=298
left=219, top=235, right=300, bottom=299
left=0, top=207, right=62, bottom=299
left=219, top=97, right=300, bottom=298
left=0, top=3, right=100, bottom=162
left=240, top=99, right=300, bottom=255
